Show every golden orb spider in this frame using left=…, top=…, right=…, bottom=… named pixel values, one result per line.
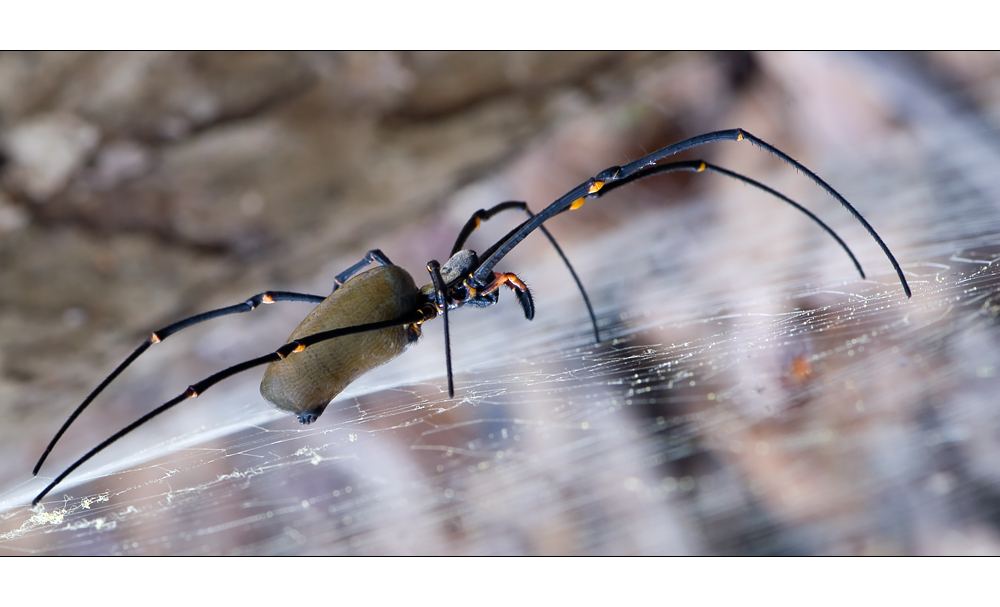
left=30, top=128, right=910, bottom=506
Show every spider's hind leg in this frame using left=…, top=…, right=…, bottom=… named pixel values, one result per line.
left=31, top=289, right=326, bottom=477
left=31, top=310, right=428, bottom=506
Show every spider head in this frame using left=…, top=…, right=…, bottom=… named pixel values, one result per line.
left=420, top=249, right=483, bottom=308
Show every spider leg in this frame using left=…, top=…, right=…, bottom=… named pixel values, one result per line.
left=473, top=129, right=911, bottom=298
left=594, top=159, right=866, bottom=279
left=35, top=251, right=401, bottom=477
left=452, top=201, right=599, bottom=342
left=33, top=290, right=326, bottom=476
left=31, top=309, right=427, bottom=506
left=427, top=261, right=454, bottom=398
left=480, top=272, right=534, bottom=320
left=332, top=249, right=394, bottom=292
left=451, top=202, right=525, bottom=256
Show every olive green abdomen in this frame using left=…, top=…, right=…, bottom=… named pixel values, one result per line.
left=260, top=265, right=421, bottom=421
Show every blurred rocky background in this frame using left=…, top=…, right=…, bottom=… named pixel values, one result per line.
left=3, top=52, right=1000, bottom=554
left=0, top=51, right=763, bottom=474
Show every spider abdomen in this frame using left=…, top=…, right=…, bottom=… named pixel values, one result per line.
left=260, top=265, right=422, bottom=423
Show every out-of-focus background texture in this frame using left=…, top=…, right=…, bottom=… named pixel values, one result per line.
left=3, top=51, right=1000, bottom=554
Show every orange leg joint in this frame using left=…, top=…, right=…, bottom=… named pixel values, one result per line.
left=481, top=272, right=529, bottom=296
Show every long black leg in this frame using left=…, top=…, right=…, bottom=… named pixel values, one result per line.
left=31, top=309, right=427, bottom=506
left=452, top=201, right=600, bottom=342
left=473, top=129, right=911, bottom=298
left=35, top=250, right=397, bottom=476
left=32, top=291, right=326, bottom=476
left=332, top=249, right=393, bottom=292
left=452, top=202, right=530, bottom=255
left=427, top=261, right=454, bottom=398
left=475, top=161, right=863, bottom=281
left=596, top=160, right=866, bottom=279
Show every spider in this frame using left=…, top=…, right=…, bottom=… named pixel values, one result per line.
left=30, top=129, right=911, bottom=506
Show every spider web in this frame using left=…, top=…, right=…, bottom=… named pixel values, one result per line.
left=4, top=115, right=1000, bottom=555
